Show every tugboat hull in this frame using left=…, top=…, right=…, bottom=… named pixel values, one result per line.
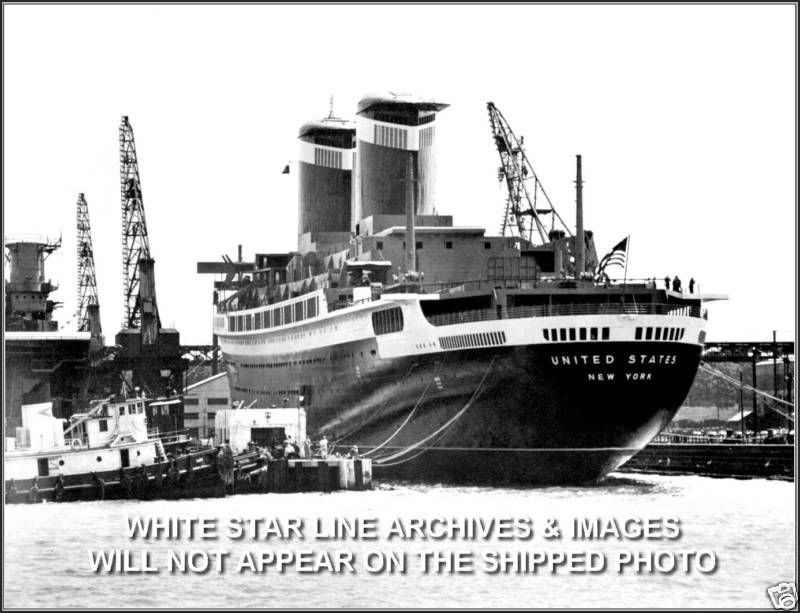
left=4, top=448, right=227, bottom=504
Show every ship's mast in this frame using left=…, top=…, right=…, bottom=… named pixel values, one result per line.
left=486, top=102, right=572, bottom=244
left=575, top=155, right=585, bottom=275
left=75, top=193, right=102, bottom=337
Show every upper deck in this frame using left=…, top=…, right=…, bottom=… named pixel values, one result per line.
left=213, top=275, right=721, bottom=340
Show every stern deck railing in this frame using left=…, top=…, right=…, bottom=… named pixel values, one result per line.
left=423, top=302, right=704, bottom=327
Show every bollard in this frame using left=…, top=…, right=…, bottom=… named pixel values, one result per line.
left=292, top=463, right=301, bottom=493
left=318, top=461, right=330, bottom=492
left=274, top=459, right=287, bottom=493
left=355, top=459, right=364, bottom=490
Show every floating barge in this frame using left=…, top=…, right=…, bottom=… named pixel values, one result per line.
left=620, top=442, right=793, bottom=480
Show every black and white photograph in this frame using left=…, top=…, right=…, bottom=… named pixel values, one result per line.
left=2, top=3, right=796, bottom=609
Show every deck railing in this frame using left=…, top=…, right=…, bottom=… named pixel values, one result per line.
left=651, top=431, right=793, bottom=445
left=423, top=302, right=704, bottom=327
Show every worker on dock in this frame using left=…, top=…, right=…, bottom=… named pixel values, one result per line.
left=689, top=277, right=695, bottom=293
left=258, top=446, right=273, bottom=462
left=664, top=276, right=670, bottom=289
left=217, top=440, right=235, bottom=486
left=28, top=477, right=40, bottom=503
left=91, top=472, right=105, bottom=500
left=319, top=435, right=329, bottom=459
left=120, top=468, right=133, bottom=498
left=54, top=475, right=65, bottom=502
left=6, top=478, right=17, bottom=501
left=348, top=445, right=359, bottom=459
left=284, top=438, right=298, bottom=459
left=303, top=437, right=312, bottom=459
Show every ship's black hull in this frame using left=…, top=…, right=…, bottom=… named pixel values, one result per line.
left=226, top=340, right=702, bottom=485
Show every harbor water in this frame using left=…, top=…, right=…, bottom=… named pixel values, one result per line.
left=4, top=473, right=795, bottom=608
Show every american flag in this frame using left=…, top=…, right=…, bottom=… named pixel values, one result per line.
left=596, top=236, right=628, bottom=275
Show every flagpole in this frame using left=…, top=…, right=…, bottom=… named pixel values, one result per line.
left=623, top=235, right=631, bottom=298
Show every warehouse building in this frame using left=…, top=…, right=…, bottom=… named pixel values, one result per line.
left=183, top=372, right=230, bottom=441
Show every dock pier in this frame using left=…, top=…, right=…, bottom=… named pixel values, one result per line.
left=235, top=456, right=372, bottom=495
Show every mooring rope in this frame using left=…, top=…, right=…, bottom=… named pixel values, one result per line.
left=373, top=356, right=497, bottom=466
left=371, top=428, right=451, bottom=468
left=362, top=361, right=445, bottom=458
left=699, top=362, right=795, bottom=422
left=331, top=361, right=419, bottom=445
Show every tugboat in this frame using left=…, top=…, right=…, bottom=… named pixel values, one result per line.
left=4, top=395, right=228, bottom=503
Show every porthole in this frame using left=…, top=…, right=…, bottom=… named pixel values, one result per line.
left=96, top=456, right=102, bottom=462
left=59, top=460, right=65, bottom=466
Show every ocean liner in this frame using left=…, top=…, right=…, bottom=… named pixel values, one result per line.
left=203, top=93, right=723, bottom=484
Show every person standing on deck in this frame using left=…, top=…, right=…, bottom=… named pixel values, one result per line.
left=319, top=435, right=328, bottom=459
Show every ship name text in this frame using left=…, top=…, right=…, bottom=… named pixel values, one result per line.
left=550, top=354, right=678, bottom=366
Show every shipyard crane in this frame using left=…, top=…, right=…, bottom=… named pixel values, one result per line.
left=75, top=193, right=102, bottom=341
left=119, top=115, right=160, bottom=345
left=115, top=116, right=185, bottom=401
left=486, top=102, right=572, bottom=244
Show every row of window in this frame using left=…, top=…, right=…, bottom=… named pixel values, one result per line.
left=312, top=133, right=355, bottom=149
left=635, top=327, right=686, bottom=341
left=231, top=349, right=378, bottom=372
left=242, top=360, right=294, bottom=369
left=314, top=147, right=343, bottom=169
left=543, top=327, right=611, bottom=342
left=372, top=111, right=436, bottom=126
left=183, top=412, right=215, bottom=420
left=105, top=403, right=146, bottom=416
left=372, top=307, right=404, bottom=335
left=233, top=386, right=301, bottom=396
left=374, top=124, right=408, bottom=149
left=440, top=331, right=507, bottom=351
left=239, top=356, right=328, bottom=370
left=183, top=397, right=227, bottom=406
left=419, top=126, right=435, bottom=148
left=228, top=296, right=318, bottom=332
left=376, top=240, right=495, bottom=251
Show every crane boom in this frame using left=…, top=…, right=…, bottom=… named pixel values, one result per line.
left=486, top=102, right=572, bottom=244
left=119, top=116, right=160, bottom=341
left=75, top=193, right=101, bottom=337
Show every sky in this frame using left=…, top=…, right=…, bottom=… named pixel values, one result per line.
left=3, top=4, right=796, bottom=345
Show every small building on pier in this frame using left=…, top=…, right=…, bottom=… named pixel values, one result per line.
left=183, top=372, right=230, bottom=441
